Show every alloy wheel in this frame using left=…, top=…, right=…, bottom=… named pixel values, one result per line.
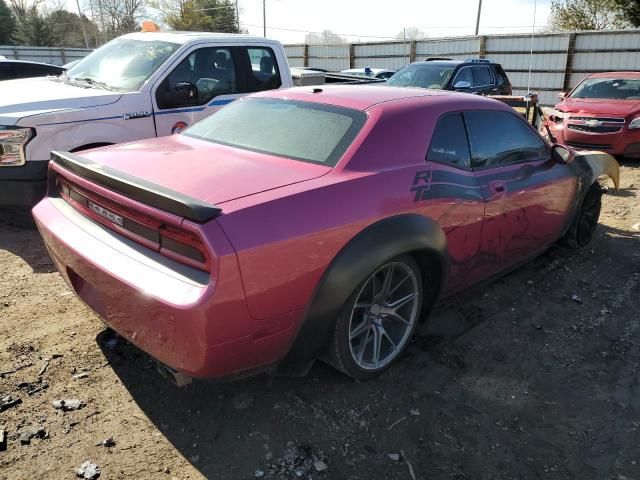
left=348, top=261, right=420, bottom=370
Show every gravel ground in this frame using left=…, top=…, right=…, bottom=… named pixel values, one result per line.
left=0, top=162, right=639, bottom=480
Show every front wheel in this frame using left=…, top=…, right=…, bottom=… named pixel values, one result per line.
left=325, top=254, right=423, bottom=380
left=561, top=183, right=602, bottom=249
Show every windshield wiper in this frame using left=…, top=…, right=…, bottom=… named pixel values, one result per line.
left=74, top=77, right=113, bottom=91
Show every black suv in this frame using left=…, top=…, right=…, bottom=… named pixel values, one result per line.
left=387, top=58, right=512, bottom=96
left=0, top=59, right=65, bottom=81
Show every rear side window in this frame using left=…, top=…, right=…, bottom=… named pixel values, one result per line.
left=184, top=98, right=366, bottom=166
left=427, top=113, right=470, bottom=169
left=472, top=67, right=493, bottom=86
left=494, top=65, right=509, bottom=84
left=248, top=47, right=282, bottom=92
left=464, top=110, right=548, bottom=168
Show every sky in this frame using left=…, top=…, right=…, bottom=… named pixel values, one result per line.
left=235, top=0, right=553, bottom=43
left=64, top=0, right=553, bottom=44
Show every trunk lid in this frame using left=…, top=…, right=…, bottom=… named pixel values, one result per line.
left=79, top=134, right=332, bottom=206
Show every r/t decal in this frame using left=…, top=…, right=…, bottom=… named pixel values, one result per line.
left=410, top=169, right=432, bottom=201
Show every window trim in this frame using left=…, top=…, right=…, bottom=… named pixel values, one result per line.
left=155, top=45, right=242, bottom=110
left=463, top=109, right=551, bottom=171
left=245, top=46, right=283, bottom=93
left=452, top=65, right=495, bottom=89
left=155, top=45, right=283, bottom=110
left=425, top=111, right=473, bottom=171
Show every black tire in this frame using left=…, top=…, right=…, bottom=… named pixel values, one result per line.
left=324, top=254, right=424, bottom=380
left=561, top=183, right=602, bottom=249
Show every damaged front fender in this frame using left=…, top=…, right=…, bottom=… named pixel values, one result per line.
left=574, top=150, right=620, bottom=191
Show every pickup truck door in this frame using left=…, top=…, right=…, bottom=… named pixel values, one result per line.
left=464, top=109, right=578, bottom=280
left=151, top=45, right=284, bottom=136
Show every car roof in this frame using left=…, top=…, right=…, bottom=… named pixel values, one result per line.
left=588, top=71, right=640, bottom=79
left=0, top=59, right=63, bottom=67
left=251, top=84, right=512, bottom=112
left=407, top=59, right=497, bottom=67
left=121, top=31, right=281, bottom=46
left=342, top=68, right=395, bottom=73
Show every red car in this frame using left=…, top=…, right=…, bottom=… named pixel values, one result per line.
left=32, top=86, right=619, bottom=382
left=545, top=72, right=640, bottom=158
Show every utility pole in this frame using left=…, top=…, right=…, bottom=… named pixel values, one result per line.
left=74, top=0, right=90, bottom=48
left=263, top=0, right=266, bottom=37
left=474, top=0, right=482, bottom=35
left=403, top=27, right=407, bottom=65
left=235, top=0, right=240, bottom=32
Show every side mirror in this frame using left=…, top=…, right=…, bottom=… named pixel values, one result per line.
left=557, top=91, right=566, bottom=100
left=453, top=80, right=471, bottom=90
left=174, top=81, right=198, bottom=106
left=551, top=144, right=574, bottom=165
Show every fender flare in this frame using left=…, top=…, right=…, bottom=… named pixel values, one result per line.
left=277, top=214, right=449, bottom=375
left=574, top=150, right=620, bottom=190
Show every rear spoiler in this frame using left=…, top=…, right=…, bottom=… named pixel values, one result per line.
left=50, top=151, right=222, bottom=222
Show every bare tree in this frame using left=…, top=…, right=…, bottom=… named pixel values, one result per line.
left=396, top=27, right=426, bottom=41
left=92, top=0, right=144, bottom=40
left=305, top=29, right=347, bottom=45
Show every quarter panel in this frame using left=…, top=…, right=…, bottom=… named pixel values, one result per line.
left=218, top=163, right=485, bottom=320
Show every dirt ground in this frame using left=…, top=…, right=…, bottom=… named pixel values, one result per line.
left=1, top=163, right=639, bottom=480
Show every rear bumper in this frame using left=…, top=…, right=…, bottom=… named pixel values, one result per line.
left=32, top=197, right=300, bottom=379
left=0, top=161, right=48, bottom=207
left=550, top=125, right=640, bottom=157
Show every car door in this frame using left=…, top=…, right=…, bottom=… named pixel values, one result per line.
left=417, top=112, right=486, bottom=294
left=152, top=45, right=282, bottom=136
left=464, top=109, right=578, bottom=280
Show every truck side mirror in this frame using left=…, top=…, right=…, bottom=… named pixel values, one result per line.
left=174, top=81, right=198, bottom=106
left=557, top=91, right=567, bottom=100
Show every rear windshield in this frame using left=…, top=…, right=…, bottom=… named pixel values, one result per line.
left=184, top=98, right=367, bottom=165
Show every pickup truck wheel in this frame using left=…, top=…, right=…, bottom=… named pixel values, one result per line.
left=325, top=254, right=423, bottom=380
left=561, top=183, right=602, bottom=249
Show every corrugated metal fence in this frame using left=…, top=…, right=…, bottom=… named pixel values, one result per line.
left=285, top=29, right=640, bottom=105
left=0, top=46, right=91, bottom=66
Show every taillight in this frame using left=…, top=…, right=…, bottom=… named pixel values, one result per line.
left=159, top=225, right=209, bottom=270
left=56, top=177, right=211, bottom=272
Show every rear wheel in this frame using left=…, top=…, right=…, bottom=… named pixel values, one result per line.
left=325, top=254, right=423, bottom=380
left=561, top=183, right=602, bottom=249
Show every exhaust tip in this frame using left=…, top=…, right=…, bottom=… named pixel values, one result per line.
left=155, top=362, right=192, bottom=387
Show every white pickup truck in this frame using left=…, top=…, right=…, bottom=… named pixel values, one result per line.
left=0, top=31, right=293, bottom=216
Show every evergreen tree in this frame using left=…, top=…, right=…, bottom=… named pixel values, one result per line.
left=0, top=0, right=16, bottom=44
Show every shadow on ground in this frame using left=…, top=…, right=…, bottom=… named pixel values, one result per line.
left=98, top=223, right=640, bottom=479
left=0, top=221, right=54, bottom=274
